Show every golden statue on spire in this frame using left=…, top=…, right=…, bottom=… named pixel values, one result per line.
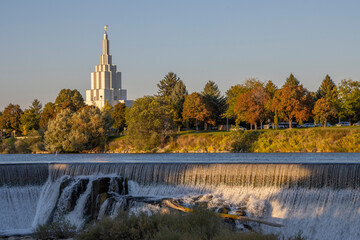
left=104, top=25, right=108, bottom=34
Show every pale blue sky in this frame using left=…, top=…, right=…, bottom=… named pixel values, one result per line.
left=1, top=0, right=360, bottom=110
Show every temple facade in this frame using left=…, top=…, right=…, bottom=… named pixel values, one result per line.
left=85, top=26, right=131, bottom=108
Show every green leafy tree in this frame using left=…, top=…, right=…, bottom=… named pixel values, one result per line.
left=102, top=100, right=114, bottom=133
left=0, top=104, right=23, bottom=135
left=223, top=84, right=248, bottom=119
left=182, top=92, right=213, bottom=131
left=45, top=108, right=106, bottom=152
left=20, top=99, right=42, bottom=135
left=224, top=78, right=263, bottom=121
left=201, top=81, right=226, bottom=127
left=313, top=98, right=337, bottom=127
left=126, top=96, right=175, bottom=150
left=55, top=89, right=85, bottom=112
left=337, top=79, right=360, bottom=123
left=112, top=102, right=127, bottom=134
left=40, top=102, right=56, bottom=129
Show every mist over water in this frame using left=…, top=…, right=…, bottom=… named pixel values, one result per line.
left=1, top=153, right=360, bottom=239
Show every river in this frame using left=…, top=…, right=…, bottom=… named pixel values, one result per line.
left=1, top=153, right=360, bottom=239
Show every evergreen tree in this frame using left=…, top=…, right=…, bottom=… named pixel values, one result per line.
left=40, top=102, right=56, bottom=129
left=284, top=73, right=300, bottom=86
left=20, top=99, right=42, bottom=135
left=157, top=72, right=180, bottom=97
left=201, top=80, right=226, bottom=126
left=265, top=80, right=278, bottom=98
left=170, top=80, right=188, bottom=130
left=317, top=75, right=337, bottom=100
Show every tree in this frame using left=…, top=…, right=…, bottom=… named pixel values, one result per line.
left=44, top=108, right=106, bottom=152
left=224, top=84, right=247, bottom=119
left=0, top=104, right=23, bottom=135
left=313, top=98, right=337, bottom=127
left=55, top=89, right=85, bottom=112
left=235, top=86, right=270, bottom=130
left=271, top=74, right=312, bottom=129
left=182, top=92, right=213, bottom=131
left=265, top=80, right=278, bottom=98
left=170, top=80, right=188, bottom=130
left=224, top=78, right=263, bottom=121
left=112, top=102, right=126, bottom=133
left=285, top=73, right=300, bottom=86
left=157, top=72, right=188, bottom=130
left=20, top=99, right=42, bottom=135
left=265, top=81, right=278, bottom=127
left=157, top=72, right=180, bottom=97
left=126, top=96, right=175, bottom=150
left=201, top=81, right=226, bottom=127
left=337, top=79, right=360, bottom=124
left=102, top=100, right=114, bottom=133
left=317, top=75, right=336, bottom=100
left=40, top=102, right=56, bottom=129
left=44, top=109, right=73, bottom=152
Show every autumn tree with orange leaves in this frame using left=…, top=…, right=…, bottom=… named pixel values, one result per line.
left=235, top=86, right=270, bottom=130
left=313, top=98, right=337, bottom=127
left=182, top=92, right=213, bottom=131
left=271, top=74, right=312, bottom=129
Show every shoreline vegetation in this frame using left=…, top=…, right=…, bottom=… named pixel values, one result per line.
left=1, top=73, right=360, bottom=154
left=1, top=127, right=359, bottom=154
left=108, top=127, right=360, bottom=153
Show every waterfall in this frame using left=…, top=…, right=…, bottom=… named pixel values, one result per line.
left=0, top=162, right=359, bottom=240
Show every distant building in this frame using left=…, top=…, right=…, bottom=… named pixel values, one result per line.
left=85, top=25, right=132, bottom=108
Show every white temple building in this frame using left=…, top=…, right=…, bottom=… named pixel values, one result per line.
left=85, top=26, right=132, bottom=108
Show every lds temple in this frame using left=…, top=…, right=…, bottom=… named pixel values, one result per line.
left=85, top=25, right=132, bottom=108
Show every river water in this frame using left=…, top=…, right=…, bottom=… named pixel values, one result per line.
left=1, top=153, right=360, bottom=239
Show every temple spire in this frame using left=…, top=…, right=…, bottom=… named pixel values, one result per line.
left=102, top=25, right=109, bottom=56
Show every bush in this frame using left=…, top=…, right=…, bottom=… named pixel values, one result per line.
left=77, top=209, right=283, bottom=240
left=34, top=220, right=76, bottom=240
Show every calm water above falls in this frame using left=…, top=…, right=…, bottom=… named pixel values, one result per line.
left=1, top=152, right=360, bottom=164
left=1, top=153, right=360, bottom=240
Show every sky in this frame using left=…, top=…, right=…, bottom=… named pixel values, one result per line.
left=1, top=0, right=360, bottom=110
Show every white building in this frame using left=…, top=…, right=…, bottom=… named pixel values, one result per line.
left=86, top=26, right=132, bottom=108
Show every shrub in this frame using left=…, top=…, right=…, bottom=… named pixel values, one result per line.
left=34, top=220, right=76, bottom=240
left=77, top=209, right=285, bottom=240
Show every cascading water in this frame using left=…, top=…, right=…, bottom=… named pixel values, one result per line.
left=1, top=162, right=359, bottom=239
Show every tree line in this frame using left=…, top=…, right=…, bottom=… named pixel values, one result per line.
left=0, top=72, right=360, bottom=152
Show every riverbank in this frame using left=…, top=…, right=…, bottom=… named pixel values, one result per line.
left=107, top=127, right=360, bottom=153
left=1, top=127, right=359, bottom=154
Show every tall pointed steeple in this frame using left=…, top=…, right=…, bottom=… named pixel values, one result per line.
left=101, top=25, right=111, bottom=65
left=85, top=25, right=131, bottom=108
